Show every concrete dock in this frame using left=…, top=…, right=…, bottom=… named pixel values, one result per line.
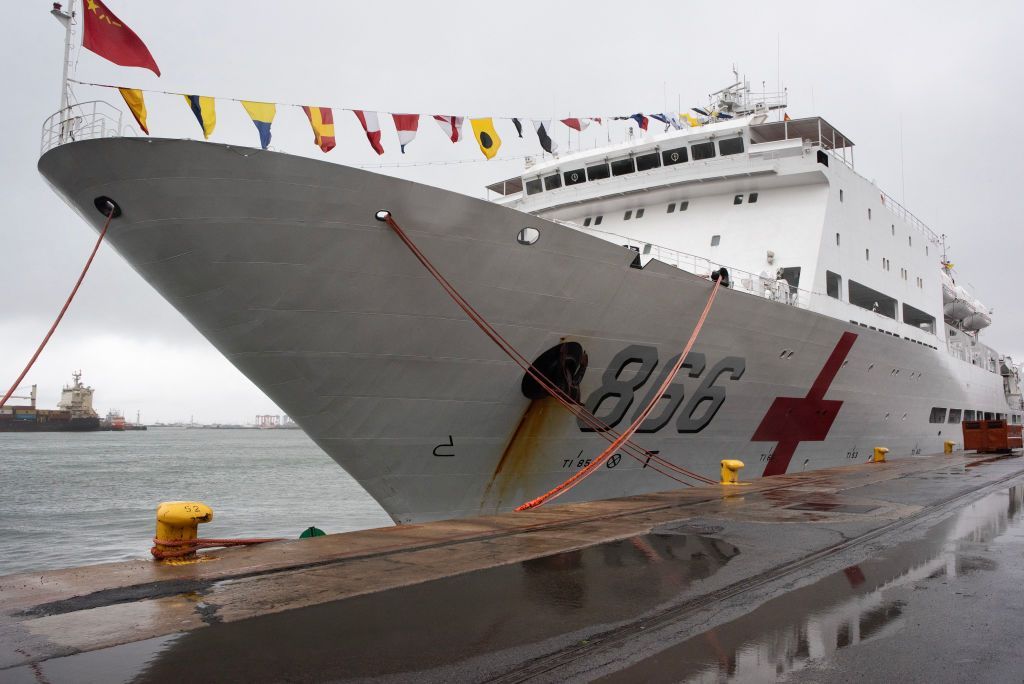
left=2, top=451, right=1024, bottom=682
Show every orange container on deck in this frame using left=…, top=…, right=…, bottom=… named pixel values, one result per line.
left=962, top=420, right=1023, bottom=453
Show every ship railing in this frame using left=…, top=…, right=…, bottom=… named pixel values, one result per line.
left=40, top=100, right=137, bottom=155
left=637, top=240, right=818, bottom=308
left=878, top=190, right=943, bottom=246
left=565, top=223, right=823, bottom=310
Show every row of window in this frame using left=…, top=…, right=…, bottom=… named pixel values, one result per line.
left=835, top=233, right=926, bottom=289
left=929, top=408, right=1021, bottom=424
left=829, top=272, right=937, bottom=334
left=524, top=136, right=746, bottom=196
left=581, top=194, right=759, bottom=228
left=848, top=320, right=940, bottom=350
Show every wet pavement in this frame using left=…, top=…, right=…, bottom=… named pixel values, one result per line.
left=600, top=486, right=1024, bottom=683
left=2, top=452, right=1024, bottom=683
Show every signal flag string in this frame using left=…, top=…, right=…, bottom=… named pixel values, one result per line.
left=377, top=211, right=718, bottom=492
left=0, top=204, right=117, bottom=409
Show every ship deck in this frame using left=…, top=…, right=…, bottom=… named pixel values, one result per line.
left=3, top=450, right=1024, bottom=682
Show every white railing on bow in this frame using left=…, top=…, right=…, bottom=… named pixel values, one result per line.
left=633, top=239, right=814, bottom=308
left=40, top=100, right=136, bottom=155
left=559, top=222, right=821, bottom=309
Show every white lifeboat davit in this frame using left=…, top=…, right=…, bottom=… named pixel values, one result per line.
left=940, top=270, right=991, bottom=331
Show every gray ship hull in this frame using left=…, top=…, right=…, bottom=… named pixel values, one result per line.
left=38, top=139, right=1012, bottom=523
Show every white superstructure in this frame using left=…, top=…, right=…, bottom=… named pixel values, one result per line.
left=490, top=78, right=1015, bottom=414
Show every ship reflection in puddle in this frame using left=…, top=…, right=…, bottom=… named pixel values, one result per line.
left=97, top=532, right=738, bottom=683
left=604, top=485, right=1024, bottom=683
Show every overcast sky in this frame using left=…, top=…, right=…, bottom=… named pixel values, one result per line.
left=2, top=1, right=1023, bottom=423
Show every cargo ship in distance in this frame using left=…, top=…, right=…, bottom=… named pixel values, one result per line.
left=38, top=75, right=1024, bottom=523
left=0, top=371, right=101, bottom=432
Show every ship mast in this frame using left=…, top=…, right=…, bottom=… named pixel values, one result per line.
left=50, top=1, right=75, bottom=116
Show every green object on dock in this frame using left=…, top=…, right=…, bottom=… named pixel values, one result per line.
left=299, top=526, right=325, bottom=538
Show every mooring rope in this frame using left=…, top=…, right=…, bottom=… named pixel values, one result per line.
left=150, top=536, right=284, bottom=559
left=377, top=211, right=720, bottom=492
left=516, top=278, right=721, bottom=510
left=0, top=204, right=117, bottom=409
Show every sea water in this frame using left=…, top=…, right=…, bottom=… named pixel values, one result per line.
left=0, top=428, right=392, bottom=575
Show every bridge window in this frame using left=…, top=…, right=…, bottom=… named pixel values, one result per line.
left=749, top=192, right=759, bottom=203
left=733, top=194, right=743, bottom=205
left=948, top=409, right=962, bottom=424
left=586, top=163, right=611, bottom=181
left=525, top=178, right=543, bottom=195
left=679, top=200, right=689, bottom=211
left=594, top=215, right=603, bottom=225
left=583, top=217, right=592, bottom=227
left=543, top=173, right=562, bottom=191
left=964, top=410, right=976, bottom=421
left=691, top=141, right=716, bottom=160
left=719, top=137, right=744, bottom=156
left=902, top=303, right=935, bottom=334
left=826, top=271, right=842, bottom=300
left=624, top=210, right=632, bottom=221
left=611, top=158, right=636, bottom=176
left=636, top=208, right=645, bottom=218
left=563, top=168, right=586, bottom=186
left=636, top=151, right=661, bottom=171
left=929, top=407, right=947, bottom=423
left=667, top=202, right=676, bottom=213
left=849, top=280, right=897, bottom=319
left=662, top=147, right=688, bottom=166
left=711, top=235, right=721, bottom=246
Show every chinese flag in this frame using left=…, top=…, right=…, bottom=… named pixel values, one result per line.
left=82, top=0, right=160, bottom=76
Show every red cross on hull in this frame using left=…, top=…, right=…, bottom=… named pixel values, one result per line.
left=752, top=332, right=858, bottom=476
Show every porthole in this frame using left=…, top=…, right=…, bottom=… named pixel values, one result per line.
left=517, top=227, right=540, bottom=245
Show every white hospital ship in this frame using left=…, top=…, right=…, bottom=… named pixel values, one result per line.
left=39, top=75, right=1022, bottom=523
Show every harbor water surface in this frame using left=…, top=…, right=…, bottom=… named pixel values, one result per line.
left=0, top=429, right=392, bottom=575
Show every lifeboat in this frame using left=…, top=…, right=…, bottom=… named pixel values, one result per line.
left=940, top=271, right=991, bottom=331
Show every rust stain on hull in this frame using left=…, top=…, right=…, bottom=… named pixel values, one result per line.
left=482, top=397, right=562, bottom=510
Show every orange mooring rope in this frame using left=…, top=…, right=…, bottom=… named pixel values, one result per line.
left=0, top=205, right=117, bottom=409
left=516, top=278, right=721, bottom=510
left=380, top=212, right=715, bottom=486
left=379, top=212, right=721, bottom=494
left=150, top=537, right=284, bottom=559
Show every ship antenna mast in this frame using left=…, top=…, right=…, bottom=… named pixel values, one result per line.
left=50, top=1, right=75, bottom=116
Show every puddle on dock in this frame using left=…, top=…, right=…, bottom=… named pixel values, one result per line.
left=601, top=485, right=1024, bottom=683
left=4, top=532, right=739, bottom=683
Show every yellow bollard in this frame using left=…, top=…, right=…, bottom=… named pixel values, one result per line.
left=944, top=440, right=956, bottom=454
left=720, top=459, right=745, bottom=485
left=153, top=501, right=213, bottom=560
left=872, top=447, right=889, bottom=463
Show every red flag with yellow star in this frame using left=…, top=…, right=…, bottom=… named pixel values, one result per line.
left=82, top=0, right=160, bottom=76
